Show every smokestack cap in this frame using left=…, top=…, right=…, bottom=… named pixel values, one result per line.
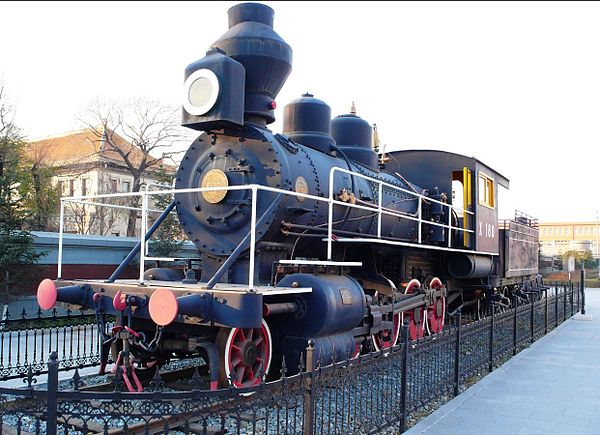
left=228, top=3, right=274, bottom=28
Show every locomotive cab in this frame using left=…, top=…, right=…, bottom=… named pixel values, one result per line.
left=383, top=149, right=509, bottom=253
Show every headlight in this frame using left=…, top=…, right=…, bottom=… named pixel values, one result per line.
left=183, top=69, right=220, bottom=116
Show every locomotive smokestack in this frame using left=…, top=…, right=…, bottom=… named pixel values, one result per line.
left=181, top=3, right=292, bottom=131
left=212, top=3, right=293, bottom=127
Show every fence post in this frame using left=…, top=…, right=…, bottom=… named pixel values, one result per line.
left=489, top=301, right=495, bottom=372
left=400, top=321, right=409, bottom=433
left=581, top=269, right=586, bottom=315
left=555, top=287, right=559, bottom=328
left=46, top=351, right=59, bottom=435
left=453, top=309, right=462, bottom=396
left=512, top=296, right=518, bottom=356
left=303, top=339, right=316, bottom=435
left=530, top=295, right=535, bottom=343
left=563, top=284, right=567, bottom=322
left=571, top=282, right=574, bottom=316
left=544, top=289, right=548, bottom=335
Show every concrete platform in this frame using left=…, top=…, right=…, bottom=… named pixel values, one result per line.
left=407, top=288, right=600, bottom=435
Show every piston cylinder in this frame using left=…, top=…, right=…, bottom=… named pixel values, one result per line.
left=275, top=273, right=366, bottom=336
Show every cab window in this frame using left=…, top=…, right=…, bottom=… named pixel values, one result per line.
left=478, top=172, right=494, bottom=208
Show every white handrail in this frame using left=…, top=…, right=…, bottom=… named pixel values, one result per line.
left=140, top=187, right=149, bottom=284
left=327, top=166, right=475, bottom=259
left=249, top=186, right=258, bottom=290
left=57, top=200, right=65, bottom=279
left=56, top=168, right=482, bottom=290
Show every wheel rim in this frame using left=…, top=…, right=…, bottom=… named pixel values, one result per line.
left=371, top=312, right=401, bottom=352
left=425, top=277, right=445, bottom=335
left=223, top=319, right=272, bottom=388
left=403, top=279, right=425, bottom=341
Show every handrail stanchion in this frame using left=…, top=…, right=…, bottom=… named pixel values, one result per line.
left=377, top=183, right=383, bottom=238
left=144, top=184, right=150, bottom=256
left=57, top=199, right=65, bottom=279
left=327, top=170, right=335, bottom=261
left=139, top=188, right=148, bottom=285
left=448, top=204, right=452, bottom=248
left=249, top=186, right=258, bottom=290
left=417, top=196, right=422, bottom=244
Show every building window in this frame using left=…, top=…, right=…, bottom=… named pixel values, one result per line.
left=81, top=178, right=88, bottom=196
left=110, top=178, right=118, bottom=193
left=69, top=179, right=75, bottom=196
left=478, top=172, right=494, bottom=209
left=123, top=181, right=131, bottom=192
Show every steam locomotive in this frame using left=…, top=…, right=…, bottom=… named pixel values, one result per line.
left=36, top=2, right=540, bottom=390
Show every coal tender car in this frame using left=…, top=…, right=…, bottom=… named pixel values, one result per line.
left=36, top=2, right=541, bottom=389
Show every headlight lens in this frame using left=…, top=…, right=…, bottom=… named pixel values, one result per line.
left=183, top=69, right=220, bottom=116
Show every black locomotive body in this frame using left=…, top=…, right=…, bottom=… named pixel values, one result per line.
left=36, top=2, right=541, bottom=389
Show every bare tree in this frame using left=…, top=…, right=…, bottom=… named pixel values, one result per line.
left=65, top=196, right=126, bottom=237
left=79, top=97, right=185, bottom=236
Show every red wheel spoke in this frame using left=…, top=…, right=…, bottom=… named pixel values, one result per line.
left=254, top=336, right=264, bottom=346
left=236, top=366, right=246, bottom=383
left=231, top=356, right=242, bottom=368
left=236, top=328, right=246, bottom=342
left=247, top=367, right=254, bottom=380
left=231, top=344, right=242, bottom=352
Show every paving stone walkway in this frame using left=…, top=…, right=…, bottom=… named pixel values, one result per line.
left=406, top=288, right=600, bottom=435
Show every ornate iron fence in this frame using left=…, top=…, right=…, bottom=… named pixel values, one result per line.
left=0, top=280, right=584, bottom=434
left=0, top=307, right=114, bottom=381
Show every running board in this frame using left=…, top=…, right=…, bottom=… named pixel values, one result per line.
left=279, top=260, right=362, bottom=267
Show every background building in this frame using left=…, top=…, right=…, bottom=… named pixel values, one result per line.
left=27, top=128, right=173, bottom=237
left=539, top=221, right=600, bottom=258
